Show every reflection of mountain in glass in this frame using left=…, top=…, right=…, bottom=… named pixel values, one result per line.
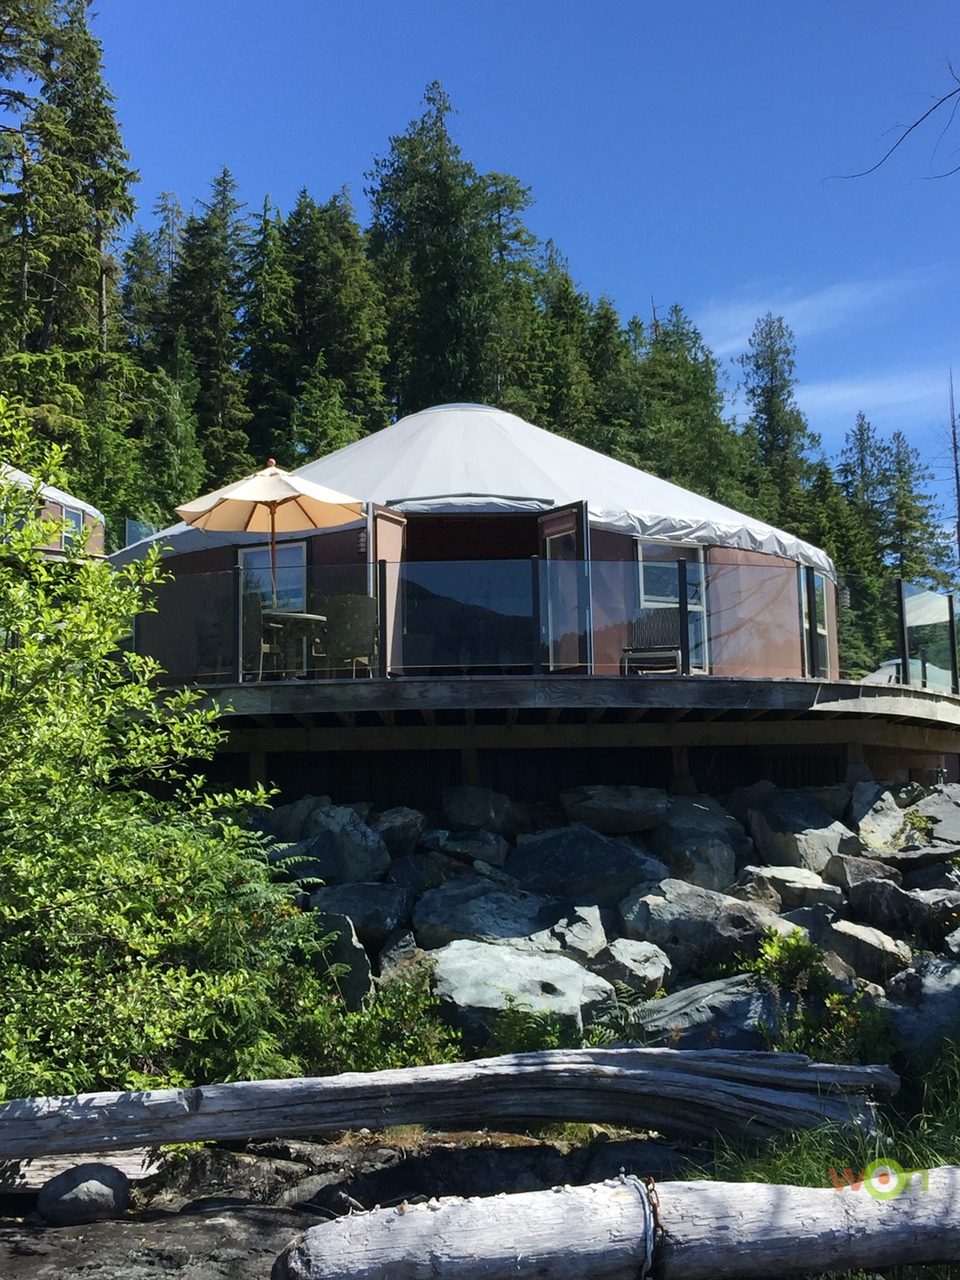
left=401, top=562, right=534, bottom=672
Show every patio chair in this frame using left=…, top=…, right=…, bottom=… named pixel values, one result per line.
left=620, top=607, right=683, bottom=675
left=312, top=594, right=378, bottom=677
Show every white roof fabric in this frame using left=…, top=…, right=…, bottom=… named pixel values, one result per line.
left=2, top=463, right=105, bottom=524
left=111, top=403, right=833, bottom=574
left=295, top=403, right=834, bottom=574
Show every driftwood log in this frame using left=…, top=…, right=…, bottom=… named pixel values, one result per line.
left=273, top=1168, right=960, bottom=1280
left=0, top=1049, right=897, bottom=1160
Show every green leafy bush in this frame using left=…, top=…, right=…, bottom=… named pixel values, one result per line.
left=0, top=400, right=460, bottom=1098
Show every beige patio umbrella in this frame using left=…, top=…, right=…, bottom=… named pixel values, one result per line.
left=176, top=459, right=364, bottom=602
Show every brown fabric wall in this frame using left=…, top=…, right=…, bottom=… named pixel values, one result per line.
left=405, top=514, right=539, bottom=561
left=590, top=529, right=638, bottom=675
left=705, top=547, right=805, bottom=677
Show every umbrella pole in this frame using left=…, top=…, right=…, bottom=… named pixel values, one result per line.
left=270, top=504, right=278, bottom=607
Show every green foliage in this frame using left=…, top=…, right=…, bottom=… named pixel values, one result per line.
left=0, top=401, right=356, bottom=1097
left=483, top=995, right=581, bottom=1055
left=315, top=964, right=462, bottom=1075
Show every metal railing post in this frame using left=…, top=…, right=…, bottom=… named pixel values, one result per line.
left=677, top=559, right=691, bottom=675
left=530, top=555, right=542, bottom=675
left=896, top=578, right=911, bottom=687
left=377, top=558, right=388, bottom=678
left=948, top=594, right=959, bottom=696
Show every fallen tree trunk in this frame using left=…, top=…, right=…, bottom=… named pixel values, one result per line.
left=273, top=1167, right=960, bottom=1280
left=0, top=1048, right=897, bottom=1160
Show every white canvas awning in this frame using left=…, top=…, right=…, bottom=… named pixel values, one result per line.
left=112, top=403, right=834, bottom=575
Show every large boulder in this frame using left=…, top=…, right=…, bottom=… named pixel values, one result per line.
left=37, top=1162, right=130, bottom=1226
left=735, top=865, right=844, bottom=911
left=312, top=911, right=372, bottom=1009
left=387, top=851, right=451, bottom=897
left=660, top=794, right=752, bottom=855
left=310, top=883, right=410, bottom=950
left=746, top=790, right=860, bottom=873
left=850, top=784, right=906, bottom=850
left=413, top=876, right=605, bottom=960
left=623, top=975, right=781, bottom=1051
left=908, top=786, right=960, bottom=845
left=647, top=828, right=736, bottom=892
left=885, top=954, right=960, bottom=1053
left=430, top=939, right=614, bottom=1042
left=267, top=794, right=331, bottom=842
left=560, top=785, right=669, bottom=834
left=591, top=939, right=671, bottom=995
left=826, top=920, right=911, bottom=984
left=301, top=805, right=391, bottom=883
left=371, top=806, right=425, bottom=856
left=619, top=879, right=796, bottom=976
left=421, top=828, right=510, bottom=868
left=441, top=786, right=515, bottom=834
left=806, top=783, right=852, bottom=823
left=823, top=853, right=902, bottom=892
left=506, top=825, right=668, bottom=907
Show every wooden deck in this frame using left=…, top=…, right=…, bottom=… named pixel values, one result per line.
left=213, top=675, right=960, bottom=757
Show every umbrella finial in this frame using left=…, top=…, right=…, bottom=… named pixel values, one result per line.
left=267, top=458, right=277, bottom=468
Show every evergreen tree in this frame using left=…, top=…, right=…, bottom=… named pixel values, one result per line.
left=739, top=313, right=819, bottom=530
left=165, top=167, right=252, bottom=485
left=242, top=198, right=297, bottom=464
left=536, top=245, right=596, bottom=441
left=885, top=429, right=953, bottom=587
left=367, top=82, right=501, bottom=414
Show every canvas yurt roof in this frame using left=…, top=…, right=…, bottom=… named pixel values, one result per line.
left=2, top=463, right=105, bottom=524
left=113, top=403, right=833, bottom=574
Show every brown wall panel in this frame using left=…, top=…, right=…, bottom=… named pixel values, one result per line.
left=705, top=547, right=805, bottom=677
left=405, top=514, right=539, bottom=561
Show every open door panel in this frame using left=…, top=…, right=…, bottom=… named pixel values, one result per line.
left=537, top=500, right=593, bottom=673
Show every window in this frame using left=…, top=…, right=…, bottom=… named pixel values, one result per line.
left=635, top=541, right=708, bottom=670
left=800, top=569, right=829, bottom=677
left=61, top=506, right=83, bottom=549
left=239, top=542, right=306, bottom=611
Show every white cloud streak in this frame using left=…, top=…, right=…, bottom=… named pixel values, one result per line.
left=697, top=271, right=932, bottom=359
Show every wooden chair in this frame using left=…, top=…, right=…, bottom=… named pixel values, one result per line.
left=312, top=594, right=378, bottom=677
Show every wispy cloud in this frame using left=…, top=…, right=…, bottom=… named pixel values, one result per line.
left=797, top=366, right=949, bottom=427
left=697, top=271, right=932, bottom=359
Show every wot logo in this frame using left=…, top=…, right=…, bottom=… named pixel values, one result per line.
left=829, top=1159, right=929, bottom=1200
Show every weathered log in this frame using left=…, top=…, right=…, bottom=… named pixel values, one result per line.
left=0, top=1148, right=159, bottom=1193
left=273, top=1167, right=960, bottom=1280
left=0, top=1048, right=898, bottom=1160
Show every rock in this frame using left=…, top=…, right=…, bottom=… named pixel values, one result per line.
left=736, top=865, right=844, bottom=911
left=903, top=863, right=960, bottom=893
left=377, top=928, right=421, bottom=975
left=663, top=794, right=753, bottom=853
left=442, top=785, right=515, bottom=834
left=591, top=939, right=671, bottom=995
left=387, top=851, right=451, bottom=897
left=506, top=824, right=669, bottom=908
left=312, top=912, right=372, bottom=1009
left=869, top=846, right=960, bottom=873
left=37, top=1162, right=130, bottom=1226
left=430, top=939, right=614, bottom=1042
left=625, top=975, right=781, bottom=1051
left=746, top=791, right=860, bottom=873
left=413, top=876, right=605, bottom=959
left=850, top=784, right=906, bottom=850
left=886, top=953, right=960, bottom=1053
left=301, top=806, right=391, bottom=883
left=823, top=853, right=902, bottom=892
left=892, top=781, right=927, bottom=809
left=310, top=883, right=410, bottom=950
left=944, top=928, right=960, bottom=960
left=421, top=827, right=510, bottom=868
left=647, top=829, right=736, bottom=892
left=826, top=920, right=911, bottom=984
left=559, top=785, right=669, bottom=834
left=908, top=786, right=960, bottom=844
left=619, top=879, right=796, bottom=976
left=371, top=806, right=425, bottom=856
left=268, top=794, right=331, bottom=842
left=781, top=904, right=837, bottom=942
left=806, top=783, right=852, bottom=822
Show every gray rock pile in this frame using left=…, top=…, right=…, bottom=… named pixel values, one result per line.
left=260, top=780, right=960, bottom=1054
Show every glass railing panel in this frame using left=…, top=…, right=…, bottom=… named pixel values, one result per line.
left=398, top=560, right=536, bottom=674
left=702, top=555, right=808, bottom=678
left=903, top=582, right=954, bottom=691
left=835, top=573, right=899, bottom=682
left=137, top=569, right=239, bottom=685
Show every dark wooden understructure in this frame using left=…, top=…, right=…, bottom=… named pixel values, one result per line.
left=209, top=675, right=960, bottom=800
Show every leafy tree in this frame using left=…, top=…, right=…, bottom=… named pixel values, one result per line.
left=0, top=399, right=458, bottom=1096
left=165, top=167, right=252, bottom=485
left=739, top=313, right=819, bottom=530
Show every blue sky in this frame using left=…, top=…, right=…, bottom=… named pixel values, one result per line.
left=95, top=1, right=960, bottom=508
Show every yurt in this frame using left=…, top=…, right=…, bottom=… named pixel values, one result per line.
left=119, top=404, right=836, bottom=685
